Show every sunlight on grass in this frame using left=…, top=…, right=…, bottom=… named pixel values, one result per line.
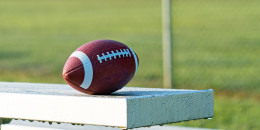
left=0, top=0, right=259, bottom=129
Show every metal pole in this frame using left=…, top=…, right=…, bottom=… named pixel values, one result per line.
left=162, top=0, right=173, bottom=89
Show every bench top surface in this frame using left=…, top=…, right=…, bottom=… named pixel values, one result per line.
left=0, top=82, right=212, bottom=99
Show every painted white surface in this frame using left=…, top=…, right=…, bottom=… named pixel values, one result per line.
left=2, top=120, right=218, bottom=130
left=126, top=90, right=214, bottom=128
left=0, top=82, right=214, bottom=129
left=70, top=51, right=93, bottom=89
left=0, top=93, right=127, bottom=128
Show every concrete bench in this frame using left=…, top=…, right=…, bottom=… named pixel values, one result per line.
left=0, top=82, right=214, bottom=130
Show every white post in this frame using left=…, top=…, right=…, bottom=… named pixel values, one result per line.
left=162, top=0, right=173, bottom=89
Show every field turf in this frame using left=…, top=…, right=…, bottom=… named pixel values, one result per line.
left=0, top=0, right=259, bottom=130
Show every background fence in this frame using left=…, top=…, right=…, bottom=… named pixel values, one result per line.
left=0, top=0, right=259, bottom=130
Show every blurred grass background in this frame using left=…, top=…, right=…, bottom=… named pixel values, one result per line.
left=0, top=0, right=259, bottom=130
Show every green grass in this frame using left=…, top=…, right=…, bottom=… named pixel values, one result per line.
left=0, top=0, right=163, bottom=86
left=173, top=0, right=260, bottom=92
left=0, top=0, right=259, bottom=129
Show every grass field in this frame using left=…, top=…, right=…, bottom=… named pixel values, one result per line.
left=0, top=0, right=259, bottom=130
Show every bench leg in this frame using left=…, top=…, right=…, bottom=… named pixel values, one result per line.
left=0, top=119, right=12, bottom=130
left=0, top=119, right=2, bottom=130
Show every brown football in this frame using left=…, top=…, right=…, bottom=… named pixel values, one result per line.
left=62, top=39, right=139, bottom=95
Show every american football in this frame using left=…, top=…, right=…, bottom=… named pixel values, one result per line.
left=62, top=39, right=139, bottom=95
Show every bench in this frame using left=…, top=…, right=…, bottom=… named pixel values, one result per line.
left=0, top=82, right=214, bottom=130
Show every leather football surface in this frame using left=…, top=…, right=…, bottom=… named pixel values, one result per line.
left=63, top=39, right=139, bottom=95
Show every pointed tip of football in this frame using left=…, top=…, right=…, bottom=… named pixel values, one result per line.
left=62, top=57, right=85, bottom=88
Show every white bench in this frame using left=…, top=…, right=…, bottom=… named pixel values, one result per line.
left=0, top=82, right=214, bottom=130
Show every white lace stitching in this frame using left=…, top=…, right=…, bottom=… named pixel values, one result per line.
left=97, top=49, right=131, bottom=63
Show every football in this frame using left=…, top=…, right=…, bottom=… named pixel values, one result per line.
left=62, top=39, right=139, bottom=95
